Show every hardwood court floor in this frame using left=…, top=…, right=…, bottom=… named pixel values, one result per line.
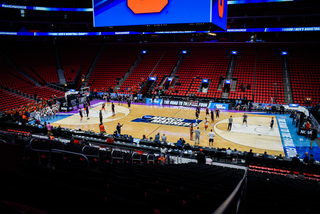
left=52, top=103, right=285, bottom=156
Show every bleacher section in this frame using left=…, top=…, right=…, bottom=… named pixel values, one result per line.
left=0, top=89, right=32, bottom=111
left=120, top=48, right=167, bottom=94
left=58, top=42, right=100, bottom=84
left=254, top=48, right=285, bottom=104
left=3, top=42, right=58, bottom=83
left=289, top=48, right=320, bottom=105
left=88, top=45, right=140, bottom=92
left=167, top=47, right=229, bottom=98
left=229, top=48, right=255, bottom=100
left=150, top=48, right=180, bottom=93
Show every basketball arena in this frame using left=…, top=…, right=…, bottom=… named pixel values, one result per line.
left=0, top=0, right=320, bottom=213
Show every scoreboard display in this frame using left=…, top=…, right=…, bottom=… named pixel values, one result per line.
left=92, top=0, right=227, bottom=30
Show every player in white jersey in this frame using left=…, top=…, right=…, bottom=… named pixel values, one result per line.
left=35, top=110, right=41, bottom=121
left=204, top=117, right=209, bottom=132
left=53, top=105, right=58, bottom=117
left=207, top=129, right=216, bottom=148
left=47, top=107, right=53, bottom=120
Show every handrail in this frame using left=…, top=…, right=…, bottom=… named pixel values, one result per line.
left=0, top=131, right=15, bottom=143
left=147, top=153, right=155, bottom=164
left=0, top=139, right=7, bottom=143
left=111, top=150, right=124, bottom=163
left=82, top=145, right=100, bottom=158
left=132, top=152, right=141, bottom=164
left=50, top=148, right=89, bottom=169
left=213, top=169, right=247, bottom=214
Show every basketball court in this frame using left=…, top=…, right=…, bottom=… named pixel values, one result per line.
left=46, top=99, right=289, bottom=156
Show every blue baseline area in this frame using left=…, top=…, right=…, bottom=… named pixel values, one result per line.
left=276, top=114, right=320, bottom=161
left=28, top=114, right=73, bottom=125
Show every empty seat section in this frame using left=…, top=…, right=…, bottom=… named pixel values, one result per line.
left=58, top=42, right=100, bottom=85
left=120, top=48, right=166, bottom=94
left=229, top=48, right=255, bottom=101
left=0, top=89, right=33, bottom=111
left=289, top=48, right=320, bottom=105
left=168, top=47, right=229, bottom=98
left=254, top=48, right=285, bottom=104
left=89, top=45, right=140, bottom=92
left=151, top=48, right=180, bottom=94
left=3, top=41, right=58, bottom=83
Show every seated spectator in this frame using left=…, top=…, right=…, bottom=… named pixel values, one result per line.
left=160, top=146, right=167, bottom=155
left=276, top=154, right=283, bottom=160
left=226, top=147, right=232, bottom=155
left=161, top=134, right=167, bottom=143
left=142, top=135, right=147, bottom=140
left=262, top=151, right=269, bottom=159
left=286, top=171, right=296, bottom=179
left=247, top=149, right=253, bottom=158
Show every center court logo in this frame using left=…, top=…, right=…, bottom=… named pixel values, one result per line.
left=131, top=115, right=202, bottom=127
left=128, top=0, right=168, bottom=14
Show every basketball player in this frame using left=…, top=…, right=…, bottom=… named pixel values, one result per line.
left=207, top=129, right=216, bottom=148
left=112, top=102, right=115, bottom=116
left=85, top=103, right=90, bottom=120
left=206, top=105, right=209, bottom=116
left=119, top=95, right=122, bottom=105
left=127, top=98, right=131, bottom=109
left=270, top=117, right=274, bottom=131
left=215, top=108, right=220, bottom=120
left=210, top=110, right=214, bottom=125
left=53, top=105, right=58, bottom=118
left=196, top=105, right=200, bottom=115
left=101, top=103, right=107, bottom=115
left=35, top=109, right=41, bottom=122
left=242, top=113, right=248, bottom=127
left=204, top=117, right=209, bottom=132
left=195, top=110, right=199, bottom=122
left=79, top=108, right=83, bottom=122
left=190, top=123, right=194, bottom=140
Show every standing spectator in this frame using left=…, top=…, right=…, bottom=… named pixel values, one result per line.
left=57, top=125, right=62, bottom=136
left=303, top=152, right=309, bottom=164
left=46, top=122, right=52, bottom=136
left=176, top=138, right=182, bottom=150
left=295, top=113, right=300, bottom=128
left=99, top=123, right=105, bottom=134
left=309, top=127, right=318, bottom=150
left=193, top=127, right=201, bottom=145
left=154, top=133, right=160, bottom=144
left=292, top=154, right=300, bottom=165
left=308, top=154, right=315, bottom=165
left=161, top=134, right=167, bottom=143
left=116, top=123, right=123, bottom=135
left=227, top=116, right=233, bottom=131
left=196, top=149, right=205, bottom=164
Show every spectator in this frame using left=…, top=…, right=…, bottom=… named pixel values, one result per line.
left=226, top=147, right=232, bottom=155
left=292, top=154, right=300, bottom=164
left=309, top=127, right=318, bottom=150
left=297, top=172, right=305, bottom=180
left=57, top=125, right=62, bottom=136
left=177, top=138, right=182, bottom=150
left=154, top=133, right=160, bottom=144
left=305, top=122, right=311, bottom=138
left=142, top=135, right=147, bottom=140
left=193, top=127, right=201, bottom=145
left=196, top=149, right=206, bottom=164
left=262, top=151, right=269, bottom=159
left=247, top=149, right=254, bottom=158
left=160, top=146, right=167, bottom=155
left=286, top=171, right=296, bottom=179
left=303, top=152, right=309, bottom=164
left=276, top=154, right=283, bottom=160
left=99, top=123, right=106, bottom=134
left=295, top=113, right=300, bottom=128
left=308, top=154, right=314, bottom=165
left=46, top=122, right=52, bottom=136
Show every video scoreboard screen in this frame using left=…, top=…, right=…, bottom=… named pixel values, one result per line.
left=92, top=0, right=227, bottom=30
